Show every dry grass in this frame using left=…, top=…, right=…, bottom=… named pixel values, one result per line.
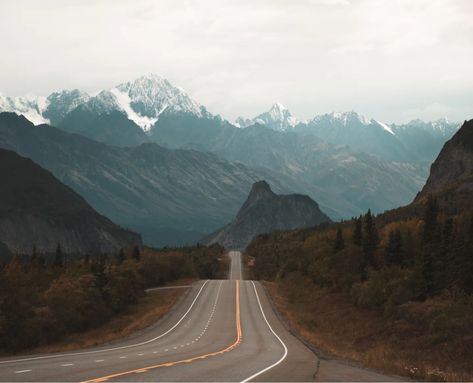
left=23, top=279, right=194, bottom=355
left=265, top=277, right=473, bottom=382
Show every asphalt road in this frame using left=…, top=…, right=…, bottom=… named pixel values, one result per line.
left=0, top=251, right=397, bottom=382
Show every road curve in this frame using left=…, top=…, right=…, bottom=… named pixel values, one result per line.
left=0, top=251, right=397, bottom=382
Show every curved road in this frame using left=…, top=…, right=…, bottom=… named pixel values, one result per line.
left=0, top=251, right=396, bottom=382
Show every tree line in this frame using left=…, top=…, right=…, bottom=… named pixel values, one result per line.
left=247, top=195, right=473, bottom=315
left=0, top=244, right=224, bottom=352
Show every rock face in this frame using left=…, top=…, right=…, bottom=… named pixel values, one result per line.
left=0, top=148, right=141, bottom=256
left=416, top=119, right=473, bottom=201
left=203, top=181, right=331, bottom=249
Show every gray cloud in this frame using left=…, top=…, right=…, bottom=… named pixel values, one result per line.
left=0, top=0, right=472, bottom=123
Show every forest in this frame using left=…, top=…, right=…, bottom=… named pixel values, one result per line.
left=0, top=244, right=224, bottom=353
left=246, top=196, right=473, bottom=380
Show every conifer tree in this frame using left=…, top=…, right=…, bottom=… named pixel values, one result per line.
left=334, top=228, right=345, bottom=253
left=352, top=216, right=363, bottom=246
left=385, top=228, right=403, bottom=266
left=362, top=209, right=378, bottom=269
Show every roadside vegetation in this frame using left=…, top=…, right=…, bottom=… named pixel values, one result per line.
left=247, top=197, right=473, bottom=381
left=0, top=244, right=224, bottom=353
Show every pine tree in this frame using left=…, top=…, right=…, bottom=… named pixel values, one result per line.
left=53, top=243, right=63, bottom=267
left=419, top=196, right=440, bottom=298
left=352, top=216, right=363, bottom=246
left=334, top=228, right=345, bottom=253
left=385, top=228, right=403, bottom=266
left=362, top=209, right=378, bottom=269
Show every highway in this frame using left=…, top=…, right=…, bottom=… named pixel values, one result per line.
left=0, top=251, right=396, bottom=382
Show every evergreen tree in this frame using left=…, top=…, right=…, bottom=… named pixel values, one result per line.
left=334, top=228, right=345, bottom=253
left=362, top=209, right=378, bottom=269
left=419, top=196, right=440, bottom=298
left=385, top=228, right=403, bottom=266
left=352, top=216, right=363, bottom=246
left=53, top=243, right=63, bottom=267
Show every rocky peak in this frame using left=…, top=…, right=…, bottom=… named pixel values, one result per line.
left=416, top=119, right=473, bottom=199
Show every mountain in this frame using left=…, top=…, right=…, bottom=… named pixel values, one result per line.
left=152, top=122, right=425, bottom=219
left=0, top=90, right=90, bottom=127
left=202, top=181, right=331, bottom=249
left=415, top=119, right=473, bottom=208
left=42, top=89, right=90, bottom=126
left=0, top=94, right=48, bottom=125
left=0, top=77, right=458, bottom=219
left=236, top=103, right=298, bottom=131
left=0, top=112, right=286, bottom=247
left=0, top=148, right=141, bottom=256
left=295, top=112, right=458, bottom=164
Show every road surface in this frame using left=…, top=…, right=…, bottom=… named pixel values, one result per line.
left=0, top=251, right=397, bottom=382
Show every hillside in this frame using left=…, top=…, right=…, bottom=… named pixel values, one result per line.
left=0, top=148, right=141, bottom=256
left=0, top=112, right=287, bottom=247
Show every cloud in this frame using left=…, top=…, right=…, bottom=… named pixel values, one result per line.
left=0, top=0, right=471, bottom=123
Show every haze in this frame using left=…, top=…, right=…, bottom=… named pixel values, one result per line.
left=1, top=0, right=472, bottom=123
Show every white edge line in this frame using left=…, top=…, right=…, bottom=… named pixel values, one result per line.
left=240, top=281, right=288, bottom=383
left=0, top=280, right=210, bottom=365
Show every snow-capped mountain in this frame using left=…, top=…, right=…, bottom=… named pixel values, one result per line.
left=43, top=89, right=90, bottom=126
left=236, top=102, right=298, bottom=131
left=0, top=90, right=89, bottom=126
left=0, top=94, right=48, bottom=125
left=0, top=74, right=208, bottom=131
left=75, top=74, right=207, bottom=131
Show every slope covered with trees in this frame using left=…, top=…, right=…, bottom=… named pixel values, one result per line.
left=0, top=244, right=224, bottom=352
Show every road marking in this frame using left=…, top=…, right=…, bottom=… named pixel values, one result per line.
left=0, top=280, right=211, bottom=365
left=14, top=369, right=31, bottom=374
left=61, top=363, right=74, bottom=366
left=164, top=349, right=168, bottom=352
left=138, top=353, right=144, bottom=356
left=119, top=356, right=127, bottom=359
left=95, top=360, right=104, bottom=362
left=240, top=281, right=288, bottom=383
left=81, top=280, right=242, bottom=383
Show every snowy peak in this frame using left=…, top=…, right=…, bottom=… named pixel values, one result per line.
left=110, top=74, right=203, bottom=130
left=43, top=89, right=90, bottom=126
left=0, top=74, right=207, bottom=131
left=236, top=102, right=298, bottom=131
left=0, top=94, right=48, bottom=125
left=309, top=111, right=394, bottom=135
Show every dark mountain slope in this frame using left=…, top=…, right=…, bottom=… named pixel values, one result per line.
left=58, top=109, right=149, bottom=147
left=203, top=181, right=331, bottom=249
left=0, top=148, right=141, bottom=255
left=0, top=112, right=286, bottom=247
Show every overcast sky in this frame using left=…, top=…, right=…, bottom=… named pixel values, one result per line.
left=1, top=0, right=472, bottom=123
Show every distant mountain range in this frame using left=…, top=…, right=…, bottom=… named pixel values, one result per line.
left=0, top=112, right=288, bottom=247
left=0, top=148, right=141, bottom=256
left=203, top=181, right=331, bottom=249
left=0, top=74, right=462, bottom=246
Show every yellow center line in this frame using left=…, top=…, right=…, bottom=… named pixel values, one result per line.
left=81, top=280, right=241, bottom=383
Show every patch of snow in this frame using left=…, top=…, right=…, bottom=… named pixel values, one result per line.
left=375, top=120, right=395, bottom=135
left=110, top=88, right=158, bottom=131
